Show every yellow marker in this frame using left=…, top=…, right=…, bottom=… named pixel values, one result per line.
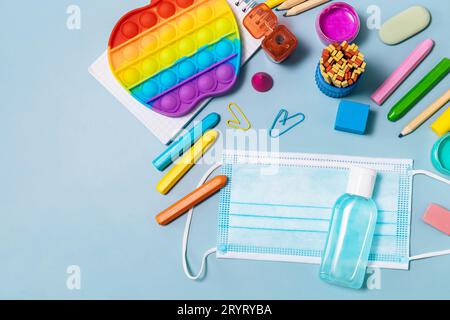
left=431, top=107, right=450, bottom=137
left=156, top=130, right=219, bottom=195
left=265, top=0, right=286, bottom=9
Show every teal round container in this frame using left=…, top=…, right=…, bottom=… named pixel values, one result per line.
left=431, top=133, right=450, bottom=176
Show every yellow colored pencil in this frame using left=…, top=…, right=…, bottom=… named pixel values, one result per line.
left=277, top=0, right=307, bottom=11
left=399, top=88, right=450, bottom=138
left=284, top=0, right=330, bottom=17
left=265, top=0, right=287, bottom=9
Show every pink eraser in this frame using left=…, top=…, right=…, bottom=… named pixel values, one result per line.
left=371, top=39, right=434, bottom=106
left=251, top=72, right=274, bottom=93
left=423, top=203, right=450, bottom=235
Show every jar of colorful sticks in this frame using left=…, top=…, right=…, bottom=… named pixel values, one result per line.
left=315, top=41, right=366, bottom=98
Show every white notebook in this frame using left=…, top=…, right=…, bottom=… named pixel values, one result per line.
left=89, top=0, right=260, bottom=145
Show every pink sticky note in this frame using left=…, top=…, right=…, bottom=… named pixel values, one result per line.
left=423, top=203, right=450, bottom=235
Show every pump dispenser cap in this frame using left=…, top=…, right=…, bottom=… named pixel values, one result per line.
left=346, top=167, right=377, bottom=198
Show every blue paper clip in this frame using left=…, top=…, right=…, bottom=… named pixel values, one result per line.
left=269, top=109, right=305, bottom=138
left=152, top=113, right=221, bottom=171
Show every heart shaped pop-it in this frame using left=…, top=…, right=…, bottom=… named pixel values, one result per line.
left=108, top=0, right=242, bottom=117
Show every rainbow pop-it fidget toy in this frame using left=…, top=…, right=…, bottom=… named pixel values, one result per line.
left=108, top=0, right=242, bottom=117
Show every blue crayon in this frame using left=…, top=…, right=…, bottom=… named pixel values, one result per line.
left=152, top=113, right=221, bottom=171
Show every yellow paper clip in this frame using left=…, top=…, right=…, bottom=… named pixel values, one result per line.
left=156, top=130, right=219, bottom=195
left=226, top=102, right=252, bottom=131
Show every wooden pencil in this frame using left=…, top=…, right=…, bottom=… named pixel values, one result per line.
left=284, top=0, right=330, bottom=17
left=399, top=88, right=450, bottom=138
left=276, top=0, right=307, bottom=11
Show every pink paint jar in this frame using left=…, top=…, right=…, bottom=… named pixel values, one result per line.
left=316, top=2, right=360, bottom=44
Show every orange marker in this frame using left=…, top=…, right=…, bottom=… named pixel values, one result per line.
left=155, top=176, right=228, bottom=226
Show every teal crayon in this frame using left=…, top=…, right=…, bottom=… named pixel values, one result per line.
left=388, top=57, right=450, bottom=122
left=152, top=113, right=220, bottom=171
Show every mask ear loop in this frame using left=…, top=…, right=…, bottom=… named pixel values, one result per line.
left=182, top=162, right=223, bottom=280
left=411, top=169, right=450, bottom=185
left=409, top=170, right=450, bottom=262
left=410, top=249, right=450, bottom=261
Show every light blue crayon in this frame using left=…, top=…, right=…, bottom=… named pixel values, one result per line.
left=152, top=113, right=221, bottom=171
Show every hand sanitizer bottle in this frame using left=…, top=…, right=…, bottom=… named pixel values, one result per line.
left=319, top=167, right=378, bottom=289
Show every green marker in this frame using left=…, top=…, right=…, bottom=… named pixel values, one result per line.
left=388, top=57, right=450, bottom=122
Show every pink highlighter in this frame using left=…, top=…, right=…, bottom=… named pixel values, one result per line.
left=371, top=39, right=434, bottom=106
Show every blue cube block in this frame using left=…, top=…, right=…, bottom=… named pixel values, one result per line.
left=335, top=100, right=370, bottom=135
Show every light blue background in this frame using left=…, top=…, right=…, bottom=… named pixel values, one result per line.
left=1, top=0, right=449, bottom=299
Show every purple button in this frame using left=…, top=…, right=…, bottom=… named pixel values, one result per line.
left=179, top=84, right=197, bottom=102
left=159, top=94, right=180, bottom=112
left=198, top=74, right=217, bottom=92
left=216, top=63, right=235, bottom=84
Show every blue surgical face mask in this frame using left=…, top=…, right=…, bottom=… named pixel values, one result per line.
left=182, top=150, right=450, bottom=280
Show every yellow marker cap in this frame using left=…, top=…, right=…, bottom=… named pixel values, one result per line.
left=156, top=130, right=219, bottom=195
left=431, top=107, right=450, bottom=136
